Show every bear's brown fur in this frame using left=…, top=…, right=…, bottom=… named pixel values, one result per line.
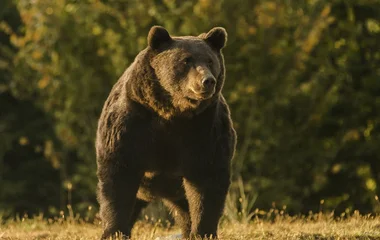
left=96, top=26, right=236, bottom=239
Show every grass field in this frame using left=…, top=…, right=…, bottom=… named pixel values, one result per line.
left=1, top=211, right=380, bottom=240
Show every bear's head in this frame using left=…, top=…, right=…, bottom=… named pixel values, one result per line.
left=147, top=26, right=227, bottom=114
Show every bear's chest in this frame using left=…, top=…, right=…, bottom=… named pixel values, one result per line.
left=145, top=117, right=212, bottom=173
left=151, top=118, right=200, bottom=152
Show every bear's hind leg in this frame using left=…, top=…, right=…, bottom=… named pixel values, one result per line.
left=163, top=198, right=191, bottom=238
left=97, top=165, right=143, bottom=239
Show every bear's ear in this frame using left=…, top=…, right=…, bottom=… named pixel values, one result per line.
left=148, top=26, right=172, bottom=50
left=203, top=27, right=227, bottom=51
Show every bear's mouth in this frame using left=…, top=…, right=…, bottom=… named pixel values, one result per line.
left=188, top=88, right=215, bottom=100
left=186, top=97, right=200, bottom=105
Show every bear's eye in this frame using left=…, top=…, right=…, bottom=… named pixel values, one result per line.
left=183, top=57, right=192, bottom=65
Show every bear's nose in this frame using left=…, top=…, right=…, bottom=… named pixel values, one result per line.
left=202, top=77, right=216, bottom=89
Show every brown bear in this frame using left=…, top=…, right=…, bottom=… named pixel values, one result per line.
left=96, top=26, right=236, bottom=239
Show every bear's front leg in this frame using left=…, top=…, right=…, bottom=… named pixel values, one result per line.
left=97, top=164, right=143, bottom=239
left=183, top=170, right=230, bottom=239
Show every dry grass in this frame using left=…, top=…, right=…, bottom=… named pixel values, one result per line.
left=1, top=211, right=380, bottom=240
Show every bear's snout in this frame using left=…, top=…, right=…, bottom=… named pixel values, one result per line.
left=191, top=65, right=216, bottom=98
left=202, top=77, right=216, bottom=90
left=189, top=75, right=216, bottom=100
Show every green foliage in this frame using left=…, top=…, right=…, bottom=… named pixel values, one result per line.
left=1, top=0, right=380, bottom=217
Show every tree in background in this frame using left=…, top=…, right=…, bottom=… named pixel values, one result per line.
left=0, top=0, right=60, bottom=216
left=0, top=0, right=379, bottom=218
